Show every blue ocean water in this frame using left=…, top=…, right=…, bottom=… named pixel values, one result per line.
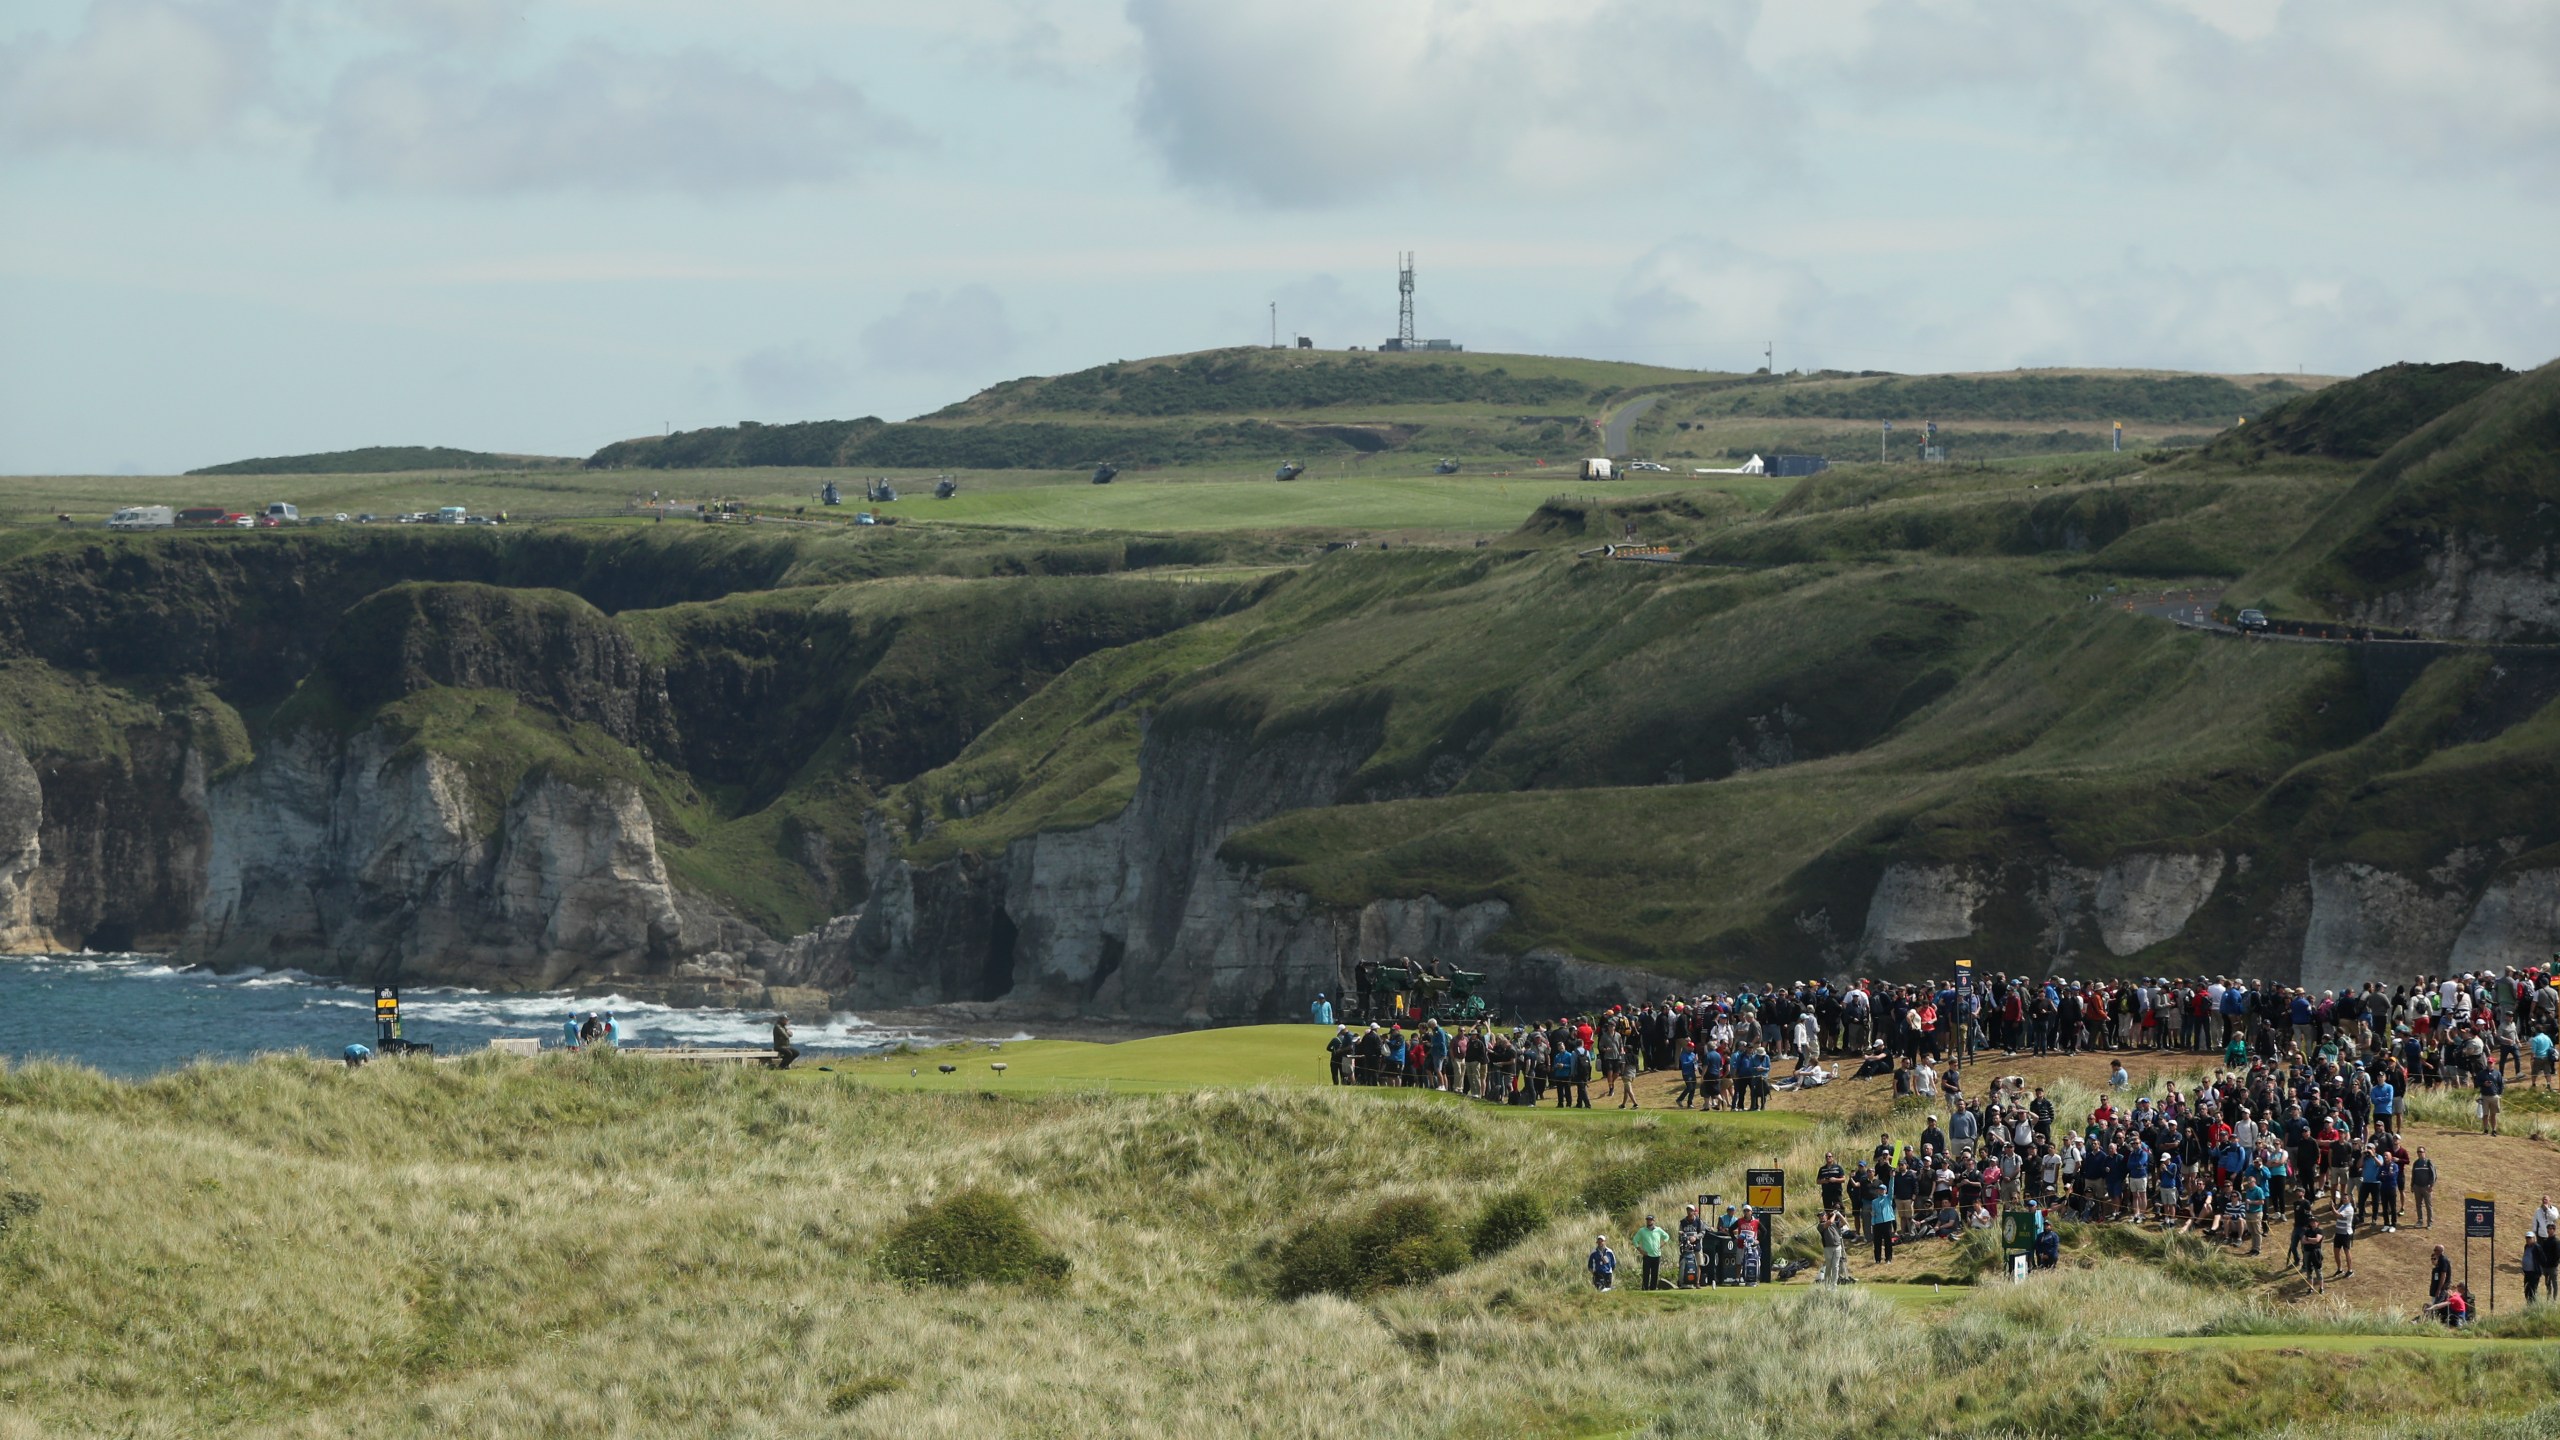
left=0, top=954, right=942, bottom=1077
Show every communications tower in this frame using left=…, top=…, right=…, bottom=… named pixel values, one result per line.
left=1397, top=252, right=1415, bottom=348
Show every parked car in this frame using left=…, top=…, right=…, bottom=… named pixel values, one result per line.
left=1626, top=460, right=1671, bottom=473
left=226, top=514, right=254, bottom=528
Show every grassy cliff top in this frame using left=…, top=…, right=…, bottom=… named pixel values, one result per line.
left=2238, top=357, right=2560, bottom=625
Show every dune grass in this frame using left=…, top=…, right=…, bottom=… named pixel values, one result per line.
left=4, top=1045, right=2552, bottom=1438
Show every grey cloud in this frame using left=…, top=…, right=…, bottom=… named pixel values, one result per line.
left=1575, top=238, right=2560, bottom=379
left=1128, top=0, right=2560, bottom=208
left=1127, top=0, right=1783, bottom=206
left=360, top=0, right=525, bottom=48
left=1268, top=274, right=1376, bottom=349
left=735, top=343, right=852, bottom=412
left=0, top=0, right=275, bottom=150
left=313, top=43, right=916, bottom=194
left=1839, top=0, right=2560, bottom=186
left=860, top=286, right=1020, bottom=375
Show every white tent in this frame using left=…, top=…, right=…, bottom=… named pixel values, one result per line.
left=1692, top=454, right=1766, bottom=476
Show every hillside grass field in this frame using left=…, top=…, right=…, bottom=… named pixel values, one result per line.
left=6, top=353, right=2338, bottom=533
left=5, top=1041, right=2557, bottom=1439
left=0, top=458, right=1791, bottom=535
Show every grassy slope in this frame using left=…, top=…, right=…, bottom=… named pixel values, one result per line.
left=893, top=513, right=2358, bottom=970
left=2237, top=358, right=2560, bottom=624
left=2, top=1052, right=2552, bottom=1439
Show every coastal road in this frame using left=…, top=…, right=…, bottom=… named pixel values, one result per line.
left=2120, top=586, right=2231, bottom=632
left=1601, top=394, right=1661, bottom=457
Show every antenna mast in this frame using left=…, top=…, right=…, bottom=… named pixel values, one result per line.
left=1397, top=253, right=1416, bottom=348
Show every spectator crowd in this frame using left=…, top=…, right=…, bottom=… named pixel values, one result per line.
left=1321, top=964, right=2560, bottom=1314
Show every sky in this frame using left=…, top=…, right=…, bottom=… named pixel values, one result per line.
left=1, top=0, right=2554, bottom=474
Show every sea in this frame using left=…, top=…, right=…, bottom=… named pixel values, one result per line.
left=0, top=953, right=949, bottom=1077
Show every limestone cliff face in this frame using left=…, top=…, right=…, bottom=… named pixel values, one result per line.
left=797, top=719, right=1659, bottom=1024
left=1834, top=845, right=2560, bottom=990
left=2299, top=849, right=2560, bottom=995
left=0, top=732, right=44, bottom=951
left=2353, top=538, right=2560, bottom=644
left=1850, top=852, right=2231, bottom=974
left=8, top=724, right=214, bottom=954
left=193, top=726, right=770, bottom=995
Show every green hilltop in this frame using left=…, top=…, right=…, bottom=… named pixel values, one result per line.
left=582, top=348, right=2332, bottom=472
left=187, top=445, right=580, bottom=476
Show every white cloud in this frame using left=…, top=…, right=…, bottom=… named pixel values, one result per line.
left=313, top=43, right=914, bottom=194
left=0, top=0, right=275, bottom=150
left=859, top=286, right=1020, bottom=375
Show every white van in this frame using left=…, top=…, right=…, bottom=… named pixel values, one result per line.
left=108, top=505, right=176, bottom=530
left=264, top=502, right=300, bottom=524
left=437, top=505, right=469, bottom=524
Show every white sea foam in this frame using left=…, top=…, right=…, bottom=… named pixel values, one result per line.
left=2, top=952, right=979, bottom=1059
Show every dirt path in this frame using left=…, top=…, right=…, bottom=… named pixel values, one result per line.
left=1613, top=1045, right=2560, bottom=1314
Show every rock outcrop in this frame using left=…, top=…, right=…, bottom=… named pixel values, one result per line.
left=0, top=732, right=45, bottom=951
left=194, top=726, right=769, bottom=995
left=2351, top=538, right=2560, bottom=644
left=786, top=718, right=1662, bottom=1024
left=14, top=725, right=214, bottom=954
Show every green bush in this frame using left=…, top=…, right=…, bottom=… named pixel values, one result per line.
left=0, top=1189, right=39, bottom=1236
left=826, top=1376, right=905, bottom=1413
left=1467, top=1190, right=1549, bottom=1259
left=1273, top=1195, right=1468, bottom=1299
left=873, top=1188, right=1070, bottom=1293
left=1575, top=1129, right=1741, bottom=1221
left=2471, top=1304, right=2560, bottom=1340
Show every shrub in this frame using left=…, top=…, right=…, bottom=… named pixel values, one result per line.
left=1575, top=1130, right=1738, bottom=1221
left=0, top=1190, right=39, bottom=1236
left=1273, top=1195, right=1468, bottom=1299
left=873, top=1188, right=1070, bottom=1293
left=2472, top=1304, right=2560, bottom=1340
left=1468, top=1190, right=1549, bottom=1259
left=826, top=1376, right=905, bottom=1413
